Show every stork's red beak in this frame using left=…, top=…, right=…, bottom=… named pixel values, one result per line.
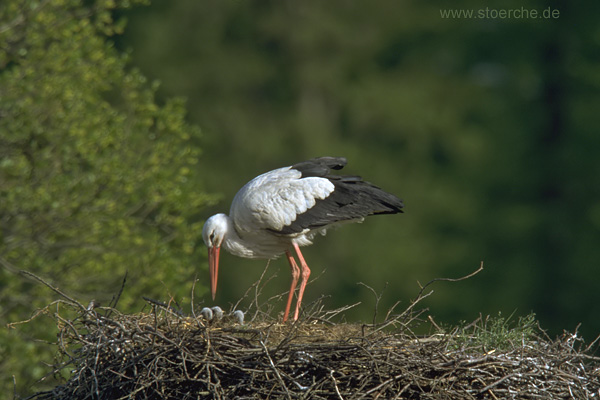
left=208, top=246, right=221, bottom=300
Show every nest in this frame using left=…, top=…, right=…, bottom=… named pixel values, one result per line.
left=19, top=276, right=599, bottom=400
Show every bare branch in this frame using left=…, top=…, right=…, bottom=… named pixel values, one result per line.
left=19, top=270, right=86, bottom=312
left=418, top=261, right=484, bottom=297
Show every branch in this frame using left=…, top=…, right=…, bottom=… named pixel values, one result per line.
left=19, top=270, right=86, bottom=312
left=417, top=261, right=484, bottom=299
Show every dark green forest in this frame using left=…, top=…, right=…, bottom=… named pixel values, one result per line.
left=1, top=0, right=599, bottom=396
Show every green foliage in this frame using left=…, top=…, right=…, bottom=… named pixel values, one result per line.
left=448, top=312, right=538, bottom=352
left=0, top=0, right=214, bottom=396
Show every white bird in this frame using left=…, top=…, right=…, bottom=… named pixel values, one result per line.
left=211, top=306, right=224, bottom=321
left=232, top=310, right=245, bottom=325
left=202, top=157, right=403, bottom=322
left=200, top=307, right=213, bottom=321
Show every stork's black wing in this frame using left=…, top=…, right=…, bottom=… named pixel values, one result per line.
left=273, top=157, right=404, bottom=235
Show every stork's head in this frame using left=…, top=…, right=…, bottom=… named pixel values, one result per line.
left=202, top=213, right=228, bottom=300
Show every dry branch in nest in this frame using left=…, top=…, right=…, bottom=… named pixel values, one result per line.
left=18, top=266, right=600, bottom=399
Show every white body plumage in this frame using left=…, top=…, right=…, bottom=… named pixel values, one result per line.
left=209, top=166, right=337, bottom=259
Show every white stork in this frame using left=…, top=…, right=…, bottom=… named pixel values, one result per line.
left=202, top=157, right=403, bottom=322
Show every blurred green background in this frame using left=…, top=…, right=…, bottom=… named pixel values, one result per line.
left=2, top=0, right=599, bottom=397
left=118, top=0, right=600, bottom=334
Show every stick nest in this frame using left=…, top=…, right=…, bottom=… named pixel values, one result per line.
left=26, top=297, right=600, bottom=400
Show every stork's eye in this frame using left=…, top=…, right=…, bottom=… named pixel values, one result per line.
left=209, top=232, right=215, bottom=244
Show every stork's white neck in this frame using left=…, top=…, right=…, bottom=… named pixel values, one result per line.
left=220, top=217, right=258, bottom=258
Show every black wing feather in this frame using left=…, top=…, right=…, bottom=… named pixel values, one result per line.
left=273, top=157, right=404, bottom=235
left=291, top=157, right=347, bottom=178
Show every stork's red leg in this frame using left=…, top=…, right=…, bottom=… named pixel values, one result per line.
left=292, top=242, right=311, bottom=321
left=283, top=250, right=300, bottom=323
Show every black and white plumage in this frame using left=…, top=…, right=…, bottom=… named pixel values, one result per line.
left=202, top=157, right=403, bottom=322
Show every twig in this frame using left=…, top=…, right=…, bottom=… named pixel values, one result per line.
left=190, top=276, right=198, bottom=318
left=259, top=339, right=292, bottom=400
left=417, top=261, right=484, bottom=298
left=330, top=370, right=345, bottom=400
left=479, top=373, right=521, bottom=394
left=107, top=272, right=128, bottom=313
left=318, top=301, right=361, bottom=323
left=12, top=375, right=17, bottom=400
left=253, top=259, right=272, bottom=319
left=230, top=259, right=276, bottom=322
left=142, top=297, right=185, bottom=317
left=357, top=281, right=387, bottom=325
left=19, top=270, right=86, bottom=311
